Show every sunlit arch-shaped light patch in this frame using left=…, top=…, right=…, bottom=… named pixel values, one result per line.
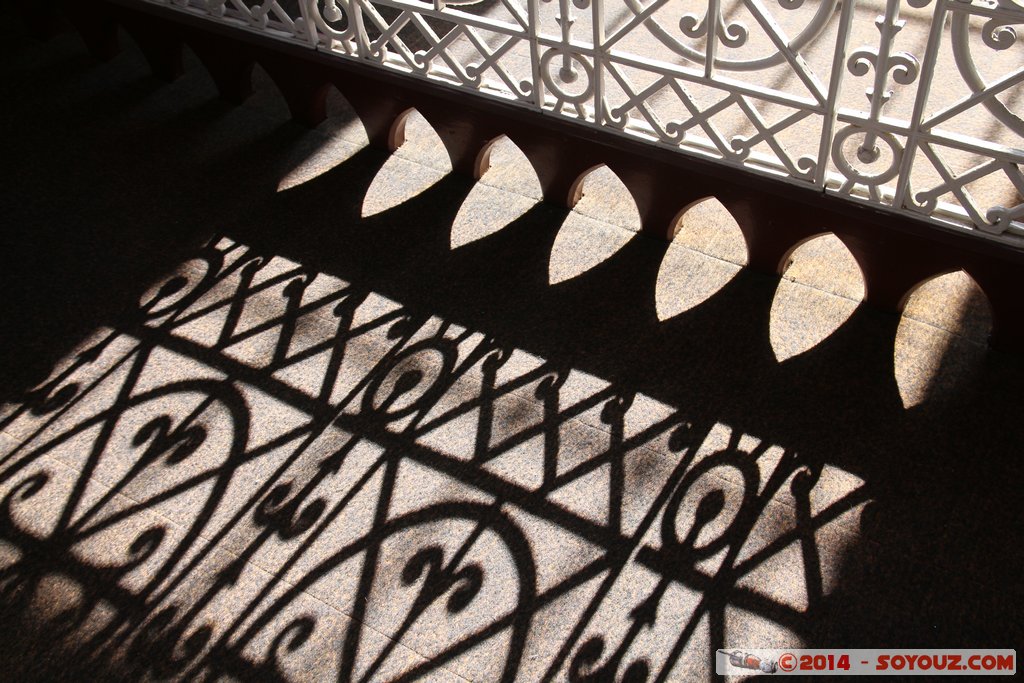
left=655, top=198, right=748, bottom=321
left=451, top=136, right=541, bottom=249
left=769, top=233, right=865, bottom=362
left=548, top=165, right=638, bottom=285
left=277, top=87, right=369, bottom=192
left=249, top=62, right=291, bottom=120
left=362, top=109, right=450, bottom=218
left=894, top=270, right=992, bottom=409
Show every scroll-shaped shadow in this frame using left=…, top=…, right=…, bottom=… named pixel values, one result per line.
left=1, top=21, right=1022, bottom=683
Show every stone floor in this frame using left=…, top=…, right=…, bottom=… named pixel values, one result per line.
left=0, top=15, right=1021, bottom=683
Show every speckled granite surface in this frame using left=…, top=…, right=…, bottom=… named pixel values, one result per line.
left=0, top=18, right=1020, bottom=683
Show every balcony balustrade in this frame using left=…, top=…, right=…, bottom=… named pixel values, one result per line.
left=115, top=0, right=1024, bottom=241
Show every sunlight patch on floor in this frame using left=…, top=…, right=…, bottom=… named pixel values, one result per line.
left=277, top=89, right=370, bottom=192
left=362, top=109, right=449, bottom=217
left=276, top=130, right=365, bottom=192
left=656, top=198, right=748, bottom=321
left=894, top=271, right=991, bottom=409
left=0, top=235, right=876, bottom=682
left=769, top=234, right=864, bottom=362
left=572, top=165, right=642, bottom=233
left=450, top=184, right=536, bottom=249
left=449, top=137, right=542, bottom=248
left=478, top=136, right=543, bottom=200
left=390, top=109, right=452, bottom=173
left=537, top=138, right=642, bottom=287
left=361, top=154, right=447, bottom=218
left=548, top=213, right=634, bottom=284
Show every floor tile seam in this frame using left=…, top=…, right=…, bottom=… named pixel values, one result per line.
left=170, top=261, right=665, bottom=457
left=895, top=313, right=990, bottom=348
left=239, top=560, right=477, bottom=683
left=175, top=118, right=979, bottom=345
left=22, top=444, right=856, bottom=683
left=158, top=167, right=868, bottom=534
left=1, top=427, right=21, bottom=446
left=777, top=271, right=872, bottom=306
left=135, top=273, right=850, bottom=528
left=776, top=275, right=989, bottom=345
left=666, top=241, right=748, bottom=270
left=586, top=525, right=879, bottom=636
left=35, top=282, right=864, bottom=542
left=175, top=257, right=373, bottom=338
left=15, top=445, right=474, bottom=682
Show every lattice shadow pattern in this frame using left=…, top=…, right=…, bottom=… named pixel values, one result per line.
left=1, top=11, right=1022, bottom=683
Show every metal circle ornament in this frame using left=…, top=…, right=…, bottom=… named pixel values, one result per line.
left=831, top=125, right=903, bottom=187
left=539, top=48, right=595, bottom=103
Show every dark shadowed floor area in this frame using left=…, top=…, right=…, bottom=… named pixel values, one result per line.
left=0, top=14, right=1021, bottom=683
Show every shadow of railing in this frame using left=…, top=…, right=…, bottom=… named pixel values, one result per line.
left=0, top=19, right=1021, bottom=682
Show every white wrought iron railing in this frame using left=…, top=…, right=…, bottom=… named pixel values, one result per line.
left=139, top=0, right=1023, bottom=241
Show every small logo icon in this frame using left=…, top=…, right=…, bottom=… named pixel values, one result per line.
left=778, top=652, right=797, bottom=672
left=720, top=650, right=778, bottom=674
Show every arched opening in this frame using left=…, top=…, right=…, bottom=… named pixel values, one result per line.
left=548, top=165, right=638, bottom=284
left=320, top=85, right=370, bottom=147
left=769, top=233, right=865, bottom=361
left=894, top=270, right=992, bottom=408
left=476, top=135, right=543, bottom=199
left=451, top=136, right=541, bottom=249
left=249, top=62, right=291, bottom=120
left=362, top=108, right=449, bottom=218
left=655, top=197, right=748, bottom=321
left=391, top=108, right=452, bottom=172
left=277, top=86, right=367, bottom=192
left=110, top=25, right=148, bottom=74
left=174, top=41, right=208, bottom=88
left=568, top=164, right=642, bottom=233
